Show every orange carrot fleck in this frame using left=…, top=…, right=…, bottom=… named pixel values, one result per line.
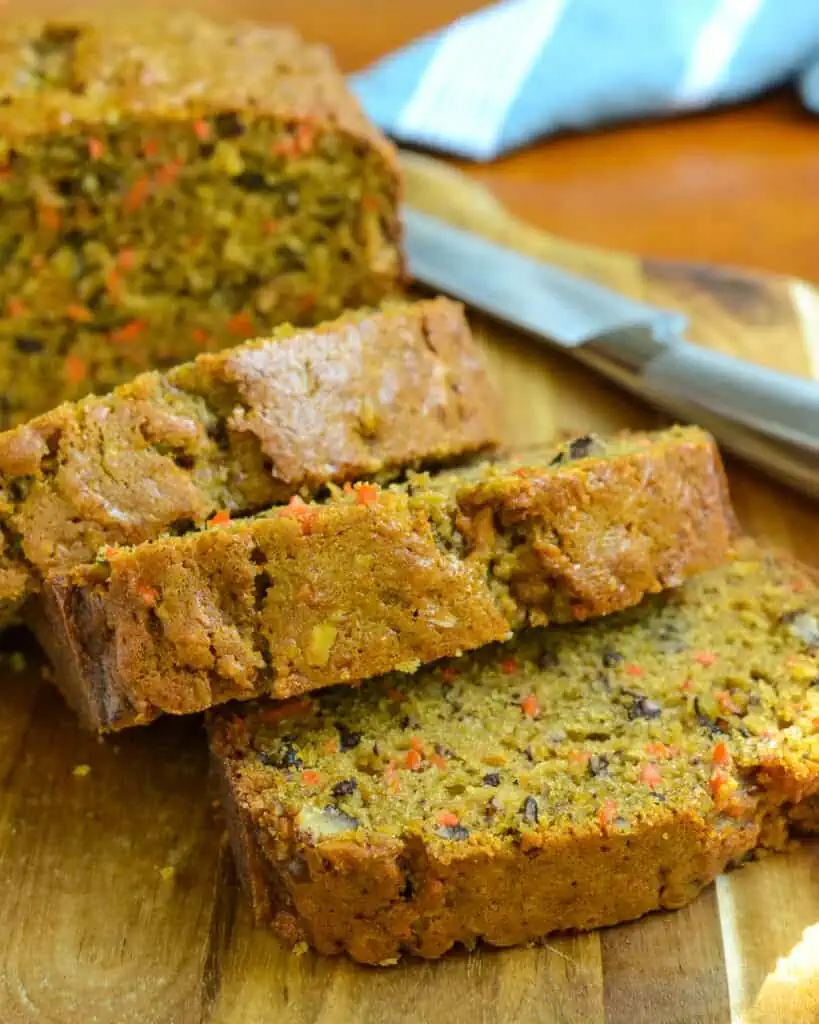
left=228, top=311, right=254, bottom=336
left=387, top=688, right=404, bottom=703
left=410, top=736, right=424, bottom=753
left=66, top=303, right=92, bottom=322
left=295, top=122, right=316, bottom=155
left=322, top=738, right=339, bottom=755
left=135, top=582, right=159, bottom=607
left=440, top=665, right=458, bottom=684
left=790, top=579, right=807, bottom=593
left=101, top=545, right=118, bottom=560
left=191, top=328, right=209, bottom=345
left=598, top=800, right=618, bottom=827
left=640, top=763, right=662, bottom=789
left=361, top=194, right=379, bottom=212
left=429, top=753, right=447, bottom=771
left=88, top=137, right=104, bottom=160
left=715, top=691, right=741, bottom=715
left=263, top=220, right=279, bottom=234
left=279, top=495, right=318, bottom=532
left=355, top=483, right=379, bottom=507
left=208, top=509, right=231, bottom=528
left=123, top=176, right=151, bottom=212
left=680, top=678, right=694, bottom=692
left=302, top=770, right=321, bottom=786
left=709, top=769, right=729, bottom=800
left=405, top=749, right=422, bottom=771
left=143, top=138, right=160, bottom=159
left=64, top=354, right=86, bottom=383
left=569, top=750, right=591, bottom=765
left=193, top=119, right=211, bottom=141
left=436, top=811, right=459, bottom=828
left=712, top=741, right=731, bottom=767
left=261, top=699, right=313, bottom=724
left=501, top=657, right=519, bottom=676
left=7, top=297, right=27, bottom=318
left=30, top=254, right=45, bottom=270
left=384, top=759, right=400, bottom=794
left=644, top=742, right=672, bottom=759
left=104, top=268, right=122, bottom=301
left=695, top=651, right=718, bottom=667
left=117, top=249, right=136, bottom=269
left=521, top=693, right=539, bottom=718
left=155, top=161, right=182, bottom=189
left=38, top=205, right=61, bottom=231
left=110, top=319, right=147, bottom=344
left=625, top=663, right=644, bottom=677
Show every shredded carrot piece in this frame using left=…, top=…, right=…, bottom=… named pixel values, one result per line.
left=322, top=738, right=339, bottom=755
left=295, top=122, right=316, bottom=155
left=263, top=220, right=279, bottom=234
left=355, top=483, right=379, bottom=507
left=38, top=205, right=61, bottom=231
left=644, top=742, right=673, bottom=759
left=64, top=355, right=86, bottom=383
left=7, top=298, right=27, bottom=318
left=694, top=651, right=718, bottom=667
left=429, top=753, right=447, bottom=771
left=680, top=678, right=693, bottom=692
left=712, top=742, right=731, bottom=767
left=135, top=582, right=158, bottom=608
left=104, top=268, right=122, bottom=301
left=193, top=119, right=211, bottom=141
left=88, top=137, right=104, bottom=160
left=521, top=693, right=539, bottom=718
left=261, top=699, right=313, bottom=724
left=715, top=691, right=741, bottom=715
left=155, top=161, right=182, bottom=189
left=405, top=749, right=422, bottom=771
left=387, top=688, right=404, bottom=703
left=361, top=194, right=379, bottom=212
left=228, top=311, right=254, bottom=336
left=568, top=750, right=591, bottom=765
left=279, top=495, right=318, bottom=533
left=640, top=763, right=662, bottom=789
left=302, top=770, right=321, bottom=786
left=790, top=579, right=806, bottom=593
left=436, top=811, right=459, bottom=827
left=410, top=736, right=424, bottom=753
left=440, top=665, right=458, bottom=684
left=513, top=467, right=529, bottom=477
left=123, top=176, right=151, bottom=212
left=384, top=760, right=400, bottom=794
left=111, top=319, right=147, bottom=344
left=66, top=303, right=92, bottom=322
left=624, top=663, right=644, bottom=677
left=191, top=328, right=209, bottom=345
left=101, top=545, right=118, bottom=560
left=208, top=509, right=231, bottom=528
left=30, top=254, right=45, bottom=270
left=143, top=138, right=160, bottom=159
left=598, top=800, right=618, bottom=827
left=501, top=657, right=518, bottom=676
left=117, top=249, right=136, bottom=269
left=709, top=769, right=732, bottom=801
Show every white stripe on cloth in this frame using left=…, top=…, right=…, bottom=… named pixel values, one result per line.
left=673, top=0, right=764, bottom=109
left=396, top=0, right=567, bottom=160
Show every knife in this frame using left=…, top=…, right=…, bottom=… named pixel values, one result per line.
left=403, top=207, right=819, bottom=459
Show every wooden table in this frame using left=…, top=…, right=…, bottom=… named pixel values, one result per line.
left=2, top=4, right=819, bottom=1023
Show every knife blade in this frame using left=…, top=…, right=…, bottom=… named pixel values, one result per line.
left=403, top=207, right=819, bottom=456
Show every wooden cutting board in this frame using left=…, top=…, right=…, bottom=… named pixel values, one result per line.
left=1, top=157, right=818, bottom=1024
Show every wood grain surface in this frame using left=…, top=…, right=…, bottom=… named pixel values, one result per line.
left=1, top=3, right=818, bottom=1022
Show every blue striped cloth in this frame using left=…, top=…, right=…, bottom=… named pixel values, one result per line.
left=351, top=0, right=819, bottom=161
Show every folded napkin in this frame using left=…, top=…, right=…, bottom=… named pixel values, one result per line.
left=351, top=0, right=819, bottom=160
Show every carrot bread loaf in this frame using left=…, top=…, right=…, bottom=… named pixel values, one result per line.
left=208, top=545, right=819, bottom=964
left=38, top=425, right=736, bottom=730
left=0, top=13, right=403, bottom=426
left=0, top=299, right=496, bottom=627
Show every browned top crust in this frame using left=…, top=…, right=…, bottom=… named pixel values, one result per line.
left=37, top=426, right=736, bottom=730
left=0, top=298, right=499, bottom=623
